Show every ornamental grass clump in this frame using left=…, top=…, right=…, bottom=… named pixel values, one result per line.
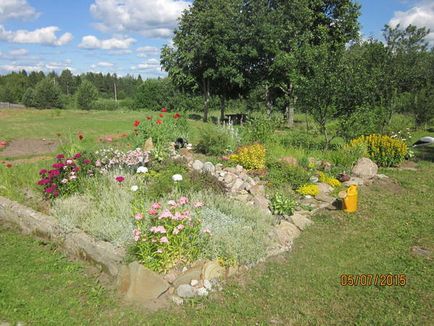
left=37, top=153, right=95, bottom=199
left=229, top=143, right=266, bottom=170
left=133, top=197, right=206, bottom=272
left=348, top=134, right=408, bottom=167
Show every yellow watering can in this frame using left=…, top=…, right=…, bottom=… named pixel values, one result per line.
left=339, top=185, right=358, bottom=213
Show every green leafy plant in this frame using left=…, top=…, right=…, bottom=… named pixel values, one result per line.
left=133, top=196, right=206, bottom=272
left=266, top=161, right=310, bottom=189
left=270, top=192, right=297, bottom=215
left=196, top=125, right=237, bottom=156
left=241, top=112, right=282, bottom=144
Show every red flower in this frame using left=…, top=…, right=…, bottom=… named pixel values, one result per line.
left=39, top=169, right=48, bottom=175
left=83, top=159, right=91, bottom=164
left=78, top=134, right=84, bottom=141
left=134, top=120, right=141, bottom=127
left=52, top=163, right=65, bottom=169
left=56, top=154, right=64, bottom=159
left=146, top=116, right=152, bottom=120
left=161, top=107, right=167, bottom=112
left=159, top=113, right=164, bottom=118
left=156, top=119, right=163, bottom=125
left=37, top=179, right=51, bottom=185
left=49, top=170, right=60, bottom=177
left=115, top=176, right=125, bottom=183
left=74, top=153, right=81, bottom=159
left=173, top=113, right=181, bottom=119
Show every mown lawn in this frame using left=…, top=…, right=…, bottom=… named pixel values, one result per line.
left=1, top=161, right=433, bottom=325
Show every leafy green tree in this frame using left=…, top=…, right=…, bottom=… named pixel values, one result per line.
left=22, top=87, right=36, bottom=107
left=58, top=69, right=76, bottom=95
left=76, top=80, right=99, bottom=110
left=33, top=78, right=63, bottom=109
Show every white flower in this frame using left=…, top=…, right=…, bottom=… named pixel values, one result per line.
left=136, top=166, right=148, bottom=174
left=172, top=174, right=183, bottom=182
left=61, top=178, right=68, bottom=184
left=131, top=185, right=139, bottom=192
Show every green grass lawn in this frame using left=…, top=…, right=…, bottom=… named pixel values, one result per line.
left=1, top=108, right=433, bottom=325
left=1, top=162, right=433, bottom=325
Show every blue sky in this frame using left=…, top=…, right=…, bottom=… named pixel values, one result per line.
left=1, top=0, right=433, bottom=78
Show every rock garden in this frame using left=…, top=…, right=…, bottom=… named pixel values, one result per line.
left=0, top=108, right=415, bottom=308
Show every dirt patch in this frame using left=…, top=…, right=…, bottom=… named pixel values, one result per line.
left=398, top=160, right=418, bottom=171
left=99, top=133, right=129, bottom=143
left=0, top=139, right=58, bottom=158
left=372, top=177, right=403, bottom=194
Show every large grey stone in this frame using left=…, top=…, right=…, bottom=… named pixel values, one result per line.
left=274, top=221, right=301, bottom=246
left=253, top=195, right=271, bottom=214
left=231, top=178, right=244, bottom=192
left=352, top=158, right=378, bottom=179
left=176, top=284, right=195, bottom=298
left=202, top=260, right=225, bottom=280
left=343, top=177, right=364, bottom=187
left=315, top=193, right=335, bottom=204
left=289, top=213, right=313, bottom=231
left=249, top=184, right=265, bottom=197
left=192, top=160, right=204, bottom=171
left=203, top=162, right=215, bottom=173
left=317, top=182, right=333, bottom=193
left=172, top=261, right=204, bottom=287
left=119, top=262, right=170, bottom=303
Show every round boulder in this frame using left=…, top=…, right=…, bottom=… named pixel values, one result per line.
left=352, top=158, right=378, bottom=179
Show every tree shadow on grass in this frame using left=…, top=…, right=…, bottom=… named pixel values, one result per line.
left=414, top=146, right=434, bottom=162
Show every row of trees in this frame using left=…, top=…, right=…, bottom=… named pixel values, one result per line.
left=161, top=0, right=434, bottom=140
left=0, top=70, right=144, bottom=108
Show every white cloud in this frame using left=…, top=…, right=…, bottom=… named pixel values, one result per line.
left=131, top=58, right=162, bottom=73
left=0, top=25, right=73, bottom=46
left=95, top=61, right=114, bottom=67
left=389, top=1, right=434, bottom=44
left=89, top=0, right=190, bottom=38
left=0, top=47, right=28, bottom=58
left=0, top=61, right=74, bottom=73
left=136, top=45, right=160, bottom=57
left=0, top=0, right=39, bottom=22
left=79, top=35, right=135, bottom=50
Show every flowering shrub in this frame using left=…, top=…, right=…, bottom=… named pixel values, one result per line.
left=229, top=143, right=266, bottom=170
left=318, top=172, right=341, bottom=188
left=391, top=128, right=414, bottom=158
left=133, top=108, right=189, bottom=160
left=37, top=153, right=94, bottom=199
left=348, top=134, right=408, bottom=167
left=133, top=197, right=206, bottom=272
left=296, top=184, right=320, bottom=196
left=94, top=147, right=149, bottom=173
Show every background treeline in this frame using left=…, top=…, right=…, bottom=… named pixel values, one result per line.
left=0, top=0, right=433, bottom=137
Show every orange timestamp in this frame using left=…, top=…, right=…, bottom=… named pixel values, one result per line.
left=340, top=274, right=407, bottom=286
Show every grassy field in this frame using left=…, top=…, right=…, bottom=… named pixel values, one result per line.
left=0, top=108, right=433, bottom=325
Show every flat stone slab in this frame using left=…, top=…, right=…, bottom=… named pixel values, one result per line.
left=0, top=139, right=58, bottom=158
left=289, top=213, right=313, bottom=231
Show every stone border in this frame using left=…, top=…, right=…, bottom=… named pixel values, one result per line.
left=0, top=196, right=125, bottom=278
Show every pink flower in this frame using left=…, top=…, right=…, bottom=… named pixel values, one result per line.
left=177, top=224, right=185, bottom=231
left=39, top=169, right=47, bottom=175
left=160, top=236, right=169, bottom=244
left=173, top=228, right=180, bottom=235
left=48, top=170, right=60, bottom=177
left=134, top=213, right=143, bottom=220
left=151, top=202, right=161, bottom=210
left=194, top=201, right=204, bottom=208
left=133, top=229, right=141, bottom=241
left=172, top=212, right=183, bottom=221
left=179, top=196, right=189, bottom=205
left=83, top=159, right=91, bottom=164
left=115, top=176, right=125, bottom=183
left=167, top=200, right=177, bottom=207
left=74, top=153, right=81, bottom=159
left=181, top=210, right=191, bottom=220
left=148, top=209, right=158, bottom=216
left=159, top=209, right=172, bottom=219
left=95, top=160, right=102, bottom=167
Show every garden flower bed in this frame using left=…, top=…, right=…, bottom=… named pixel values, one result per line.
left=0, top=108, right=412, bottom=306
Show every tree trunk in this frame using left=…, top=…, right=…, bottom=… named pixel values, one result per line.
left=220, top=96, right=226, bottom=123
left=203, top=79, right=210, bottom=122
left=265, top=84, right=273, bottom=115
